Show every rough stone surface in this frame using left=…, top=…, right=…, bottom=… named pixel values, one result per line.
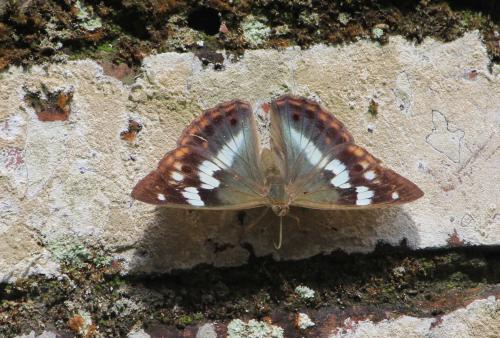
left=15, top=331, right=57, bottom=338
left=330, top=296, right=500, bottom=338
left=196, top=323, right=218, bottom=338
left=0, top=32, right=499, bottom=281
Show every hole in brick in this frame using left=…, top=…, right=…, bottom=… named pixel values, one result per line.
left=187, top=7, right=221, bottom=35
left=120, top=119, right=143, bottom=142
left=25, top=88, right=73, bottom=122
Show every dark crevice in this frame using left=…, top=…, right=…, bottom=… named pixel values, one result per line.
left=187, top=7, right=221, bottom=35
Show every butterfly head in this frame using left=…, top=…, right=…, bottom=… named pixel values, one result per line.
left=267, top=183, right=292, bottom=216
left=271, top=204, right=289, bottom=217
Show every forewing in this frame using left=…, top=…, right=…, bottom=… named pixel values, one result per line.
left=132, top=100, right=267, bottom=209
left=270, top=95, right=423, bottom=209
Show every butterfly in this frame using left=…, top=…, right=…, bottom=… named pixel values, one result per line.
left=132, top=95, right=423, bottom=248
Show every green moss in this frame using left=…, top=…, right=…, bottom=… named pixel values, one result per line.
left=459, top=10, right=484, bottom=28
left=175, top=312, right=205, bottom=327
left=97, top=42, right=114, bottom=53
left=417, top=258, right=437, bottom=277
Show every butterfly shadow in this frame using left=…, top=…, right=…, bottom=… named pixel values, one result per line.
left=247, top=206, right=421, bottom=259
left=129, top=205, right=420, bottom=275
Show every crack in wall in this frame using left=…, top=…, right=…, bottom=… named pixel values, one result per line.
left=426, top=110, right=465, bottom=163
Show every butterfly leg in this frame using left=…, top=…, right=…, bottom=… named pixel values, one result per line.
left=244, top=207, right=270, bottom=231
left=286, top=213, right=300, bottom=227
left=237, top=207, right=270, bottom=248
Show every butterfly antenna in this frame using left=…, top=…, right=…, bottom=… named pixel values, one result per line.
left=274, top=216, right=283, bottom=250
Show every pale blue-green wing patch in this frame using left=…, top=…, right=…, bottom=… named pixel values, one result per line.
left=270, top=95, right=354, bottom=185
left=132, top=100, right=267, bottom=209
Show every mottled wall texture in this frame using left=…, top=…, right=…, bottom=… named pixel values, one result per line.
left=1, top=32, right=499, bottom=282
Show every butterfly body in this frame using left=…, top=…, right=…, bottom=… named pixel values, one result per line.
left=263, top=181, right=289, bottom=216
left=132, top=96, right=423, bottom=218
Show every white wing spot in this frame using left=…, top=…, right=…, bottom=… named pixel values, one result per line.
left=356, top=198, right=372, bottom=206
left=357, top=190, right=374, bottom=200
left=339, top=183, right=351, bottom=189
left=171, top=171, right=184, bottom=182
left=184, top=187, right=198, bottom=194
left=392, top=192, right=400, bottom=200
left=356, top=187, right=374, bottom=205
left=331, top=170, right=349, bottom=187
left=325, top=159, right=346, bottom=175
left=182, top=187, right=205, bottom=206
left=157, top=193, right=166, bottom=201
left=200, top=160, right=220, bottom=175
left=364, top=170, right=376, bottom=180
left=187, top=199, right=204, bottom=206
left=199, top=171, right=220, bottom=189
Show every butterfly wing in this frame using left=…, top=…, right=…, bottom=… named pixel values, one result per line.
left=132, top=100, right=267, bottom=210
left=270, top=95, right=423, bottom=209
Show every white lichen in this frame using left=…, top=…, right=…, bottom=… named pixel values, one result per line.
left=75, top=0, right=102, bottom=31
left=227, top=319, right=284, bottom=338
left=47, top=237, right=111, bottom=268
left=295, top=285, right=315, bottom=300
left=299, top=12, right=320, bottom=27
left=196, top=323, right=217, bottom=338
left=274, top=24, right=290, bottom=36
left=296, top=313, right=315, bottom=330
left=338, top=12, right=351, bottom=25
left=392, top=266, right=406, bottom=277
left=242, top=16, right=271, bottom=48
left=372, top=27, right=384, bottom=39
left=110, top=298, right=143, bottom=317
left=127, top=329, right=151, bottom=338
